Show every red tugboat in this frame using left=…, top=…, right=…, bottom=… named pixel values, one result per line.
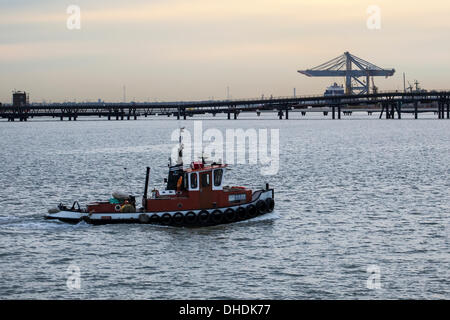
left=46, top=140, right=275, bottom=227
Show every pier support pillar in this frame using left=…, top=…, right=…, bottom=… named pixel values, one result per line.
left=337, top=105, right=341, bottom=119
left=447, top=103, right=449, bottom=119
left=227, top=112, right=231, bottom=120
left=397, top=102, right=402, bottom=120
left=332, top=106, right=336, bottom=119
left=234, top=112, right=238, bottom=120
left=414, top=102, right=418, bottom=119
left=285, top=108, right=289, bottom=120
left=60, top=116, right=63, bottom=121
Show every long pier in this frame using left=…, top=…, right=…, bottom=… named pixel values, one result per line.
left=1, top=91, right=449, bottom=121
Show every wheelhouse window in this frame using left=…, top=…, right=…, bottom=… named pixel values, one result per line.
left=201, top=173, right=210, bottom=187
left=214, top=169, right=223, bottom=187
left=190, top=173, right=198, bottom=189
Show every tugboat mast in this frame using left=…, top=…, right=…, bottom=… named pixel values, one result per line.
left=176, top=127, right=185, bottom=166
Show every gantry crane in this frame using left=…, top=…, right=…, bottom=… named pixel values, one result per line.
left=298, top=52, right=395, bottom=95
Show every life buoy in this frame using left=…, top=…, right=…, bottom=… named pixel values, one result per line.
left=266, top=198, right=275, bottom=212
left=236, top=207, right=247, bottom=220
left=161, top=213, right=172, bottom=225
left=224, top=209, right=236, bottom=223
left=114, top=204, right=121, bottom=212
left=139, top=214, right=150, bottom=224
left=256, top=200, right=268, bottom=215
left=246, top=204, right=257, bottom=218
left=211, top=210, right=223, bottom=224
left=198, top=210, right=210, bottom=225
left=173, top=212, right=184, bottom=225
left=184, top=212, right=197, bottom=225
left=150, top=214, right=160, bottom=224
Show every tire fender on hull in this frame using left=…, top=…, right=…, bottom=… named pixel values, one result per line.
left=246, top=204, right=258, bottom=218
left=266, top=198, right=275, bottom=212
left=139, top=214, right=150, bottom=224
left=211, top=210, right=223, bottom=224
left=173, top=212, right=184, bottom=225
left=256, top=200, right=269, bottom=215
left=150, top=214, right=160, bottom=224
left=161, top=213, right=172, bottom=225
left=224, top=208, right=236, bottom=223
left=184, top=212, right=197, bottom=225
left=236, top=207, right=247, bottom=220
left=198, top=210, right=210, bottom=225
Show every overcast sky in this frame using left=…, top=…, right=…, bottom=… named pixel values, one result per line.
left=1, top=0, right=449, bottom=103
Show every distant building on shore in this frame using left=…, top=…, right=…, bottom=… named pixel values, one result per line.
left=12, top=91, right=28, bottom=107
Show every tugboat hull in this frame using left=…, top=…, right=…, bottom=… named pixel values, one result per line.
left=46, top=189, right=275, bottom=227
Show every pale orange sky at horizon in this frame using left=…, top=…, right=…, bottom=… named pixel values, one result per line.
left=1, top=0, right=449, bottom=103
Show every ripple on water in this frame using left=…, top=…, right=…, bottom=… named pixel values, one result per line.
left=0, top=118, right=449, bottom=299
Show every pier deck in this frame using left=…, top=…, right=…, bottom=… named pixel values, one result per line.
left=1, top=91, right=449, bottom=121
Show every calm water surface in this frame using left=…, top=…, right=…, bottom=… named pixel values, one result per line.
left=0, top=113, right=449, bottom=299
